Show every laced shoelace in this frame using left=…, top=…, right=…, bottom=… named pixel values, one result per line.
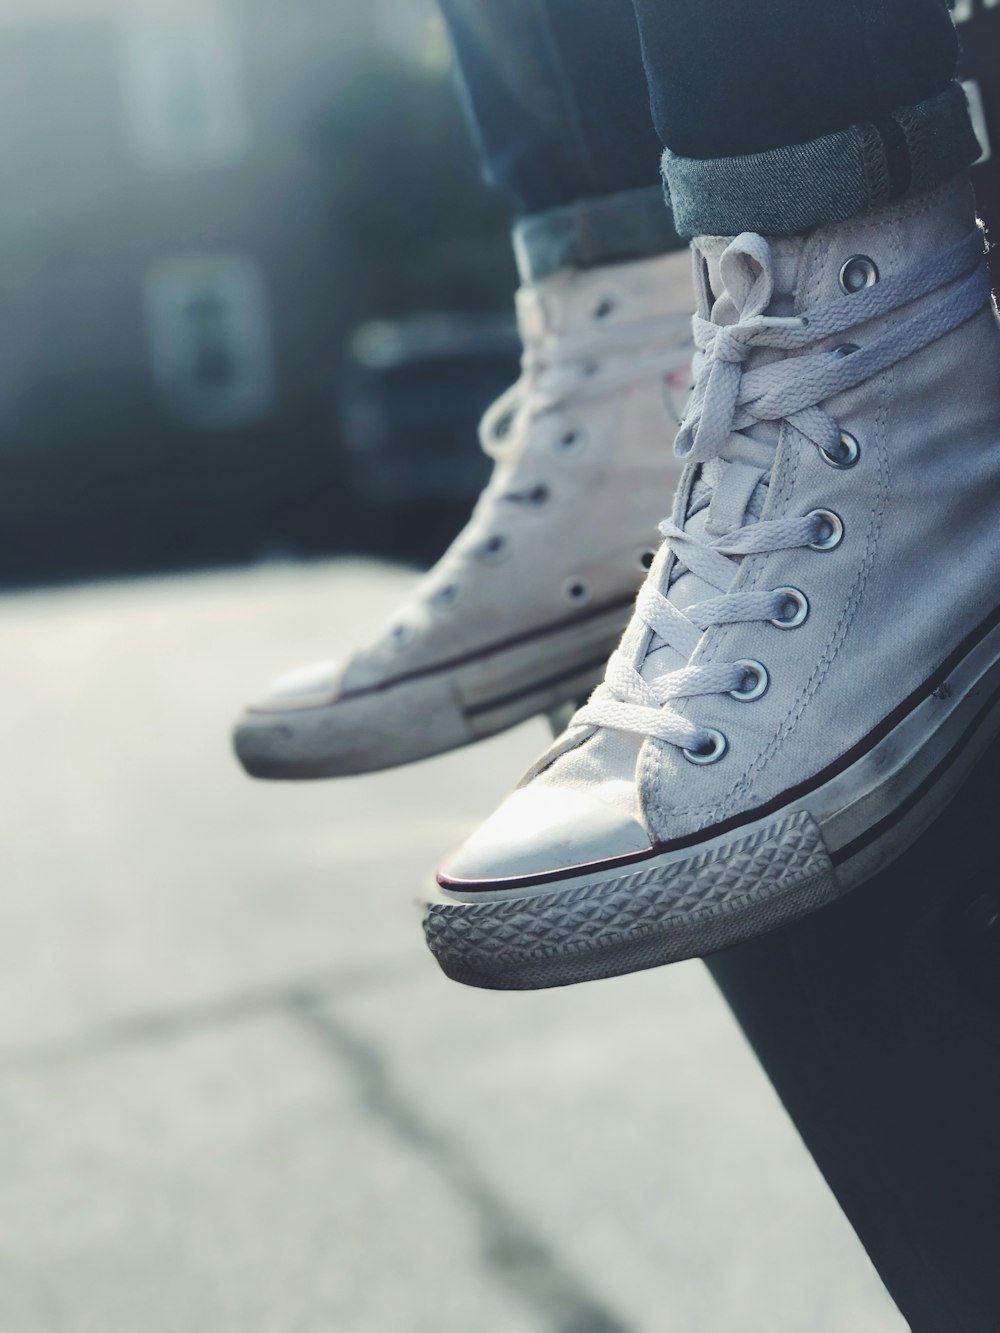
left=575, top=228, right=991, bottom=756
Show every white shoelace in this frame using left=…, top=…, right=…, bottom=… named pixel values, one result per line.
left=576, top=228, right=991, bottom=755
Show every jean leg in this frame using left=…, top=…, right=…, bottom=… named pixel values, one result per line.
left=630, top=0, right=981, bottom=236
left=439, top=0, right=682, bottom=278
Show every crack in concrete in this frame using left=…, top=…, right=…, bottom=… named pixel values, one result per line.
left=0, top=959, right=634, bottom=1331
left=287, top=990, right=634, bottom=1333
left=0, top=956, right=424, bottom=1070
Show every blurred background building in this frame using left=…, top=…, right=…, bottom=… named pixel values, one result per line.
left=0, top=0, right=517, bottom=586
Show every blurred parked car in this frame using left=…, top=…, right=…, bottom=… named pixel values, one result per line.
left=338, top=311, right=520, bottom=558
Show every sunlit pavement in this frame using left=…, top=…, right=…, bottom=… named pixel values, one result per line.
left=0, top=560, right=905, bottom=1333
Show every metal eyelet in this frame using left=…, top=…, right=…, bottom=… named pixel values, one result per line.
left=557, top=427, right=585, bottom=453
left=839, top=256, right=879, bottom=294
left=807, top=509, right=844, bottom=552
left=430, top=583, right=461, bottom=611
left=493, top=410, right=515, bottom=440
left=683, top=729, right=728, bottom=765
left=770, top=587, right=809, bottom=629
left=563, top=578, right=591, bottom=606
left=476, top=533, right=509, bottom=564
left=729, top=660, right=769, bottom=702
left=818, top=431, right=860, bottom=469
left=389, top=623, right=415, bottom=650
left=502, top=482, right=552, bottom=508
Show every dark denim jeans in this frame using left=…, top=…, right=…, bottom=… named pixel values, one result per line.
left=636, top=0, right=980, bottom=236
left=438, top=0, right=682, bottom=280
left=440, top=0, right=980, bottom=263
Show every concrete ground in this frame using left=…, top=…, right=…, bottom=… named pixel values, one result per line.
left=0, top=559, right=907, bottom=1333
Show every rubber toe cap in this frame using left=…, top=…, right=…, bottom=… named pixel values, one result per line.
left=438, top=784, right=651, bottom=886
left=248, top=659, right=343, bottom=712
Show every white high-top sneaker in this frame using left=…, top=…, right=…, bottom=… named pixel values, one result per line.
left=427, top=178, right=1000, bottom=990
left=234, top=250, right=691, bottom=778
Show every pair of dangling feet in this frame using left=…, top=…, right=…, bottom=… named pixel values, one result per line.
left=235, top=177, right=1000, bottom=992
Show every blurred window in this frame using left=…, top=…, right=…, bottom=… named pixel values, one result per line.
left=120, top=15, right=249, bottom=168
left=144, top=256, right=275, bottom=427
left=0, top=23, right=121, bottom=217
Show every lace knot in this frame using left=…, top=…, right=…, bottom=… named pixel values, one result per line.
left=709, top=323, right=755, bottom=366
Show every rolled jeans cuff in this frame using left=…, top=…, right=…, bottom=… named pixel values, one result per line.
left=662, top=82, right=982, bottom=239
left=513, top=184, right=685, bottom=283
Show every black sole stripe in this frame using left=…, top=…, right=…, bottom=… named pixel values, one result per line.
left=337, top=595, right=633, bottom=702
left=831, top=669, right=1000, bottom=867
left=439, top=601, right=1000, bottom=894
left=462, top=653, right=610, bottom=719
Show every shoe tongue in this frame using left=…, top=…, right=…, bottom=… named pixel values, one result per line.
left=638, top=232, right=801, bottom=685
left=639, top=460, right=770, bottom=682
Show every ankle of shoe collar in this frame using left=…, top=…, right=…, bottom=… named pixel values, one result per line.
left=514, top=185, right=686, bottom=285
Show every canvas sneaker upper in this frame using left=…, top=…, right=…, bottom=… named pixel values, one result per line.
left=234, top=249, right=693, bottom=776
left=329, top=249, right=692, bottom=699
left=440, top=177, right=1000, bottom=881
